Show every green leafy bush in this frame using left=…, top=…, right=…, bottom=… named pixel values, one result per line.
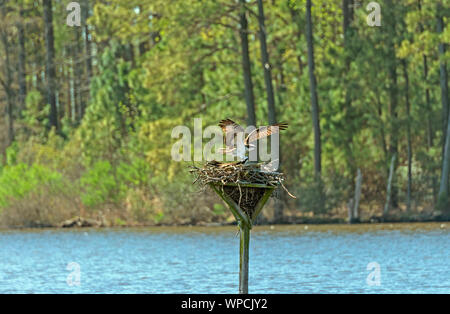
left=0, top=163, right=62, bottom=208
left=80, top=160, right=124, bottom=207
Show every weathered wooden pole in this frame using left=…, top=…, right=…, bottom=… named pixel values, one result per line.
left=210, top=183, right=275, bottom=294
left=239, top=222, right=250, bottom=294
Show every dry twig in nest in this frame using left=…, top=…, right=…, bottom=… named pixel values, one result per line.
left=189, top=161, right=285, bottom=187
left=189, top=161, right=296, bottom=218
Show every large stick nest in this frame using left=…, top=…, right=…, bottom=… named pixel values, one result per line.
left=190, top=160, right=284, bottom=187
left=221, top=185, right=266, bottom=219
left=189, top=161, right=294, bottom=218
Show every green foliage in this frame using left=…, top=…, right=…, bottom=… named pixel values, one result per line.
left=213, top=203, right=226, bottom=215
left=0, top=163, right=62, bottom=208
left=4, top=142, right=18, bottom=166
left=20, top=90, right=48, bottom=138
left=295, top=175, right=351, bottom=214
left=114, top=217, right=126, bottom=226
left=80, top=160, right=123, bottom=207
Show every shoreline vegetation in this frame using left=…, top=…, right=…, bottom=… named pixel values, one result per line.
left=41, top=214, right=450, bottom=229
left=1, top=217, right=448, bottom=230
left=1, top=222, right=448, bottom=238
left=1, top=203, right=449, bottom=229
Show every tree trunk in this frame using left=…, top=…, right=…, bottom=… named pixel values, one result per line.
left=342, top=0, right=357, bottom=177
left=418, top=0, right=433, bottom=148
left=274, top=37, right=287, bottom=115
left=348, top=168, right=362, bottom=223
left=342, top=0, right=354, bottom=44
left=424, top=55, right=434, bottom=148
left=83, top=0, right=93, bottom=87
left=238, top=0, right=256, bottom=127
left=82, top=0, right=93, bottom=113
left=384, top=154, right=396, bottom=217
left=353, top=168, right=362, bottom=221
left=257, top=0, right=284, bottom=221
left=439, top=114, right=450, bottom=211
left=402, top=60, right=412, bottom=212
left=74, top=26, right=84, bottom=122
left=43, top=0, right=58, bottom=131
left=306, top=0, right=321, bottom=178
left=347, top=198, right=354, bottom=223
left=289, top=6, right=304, bottom=77
left=257, top=0, right=277, bottom=125
left=377, top=98, right=388, bottom=160
left=273, top=41, right=288, bottom=222
left=0, top=6, right=14, bottom=147
left=437, top=1, right=450, bottom=211
left=437, top=2, right=449, bottom=156
left=17, top=8, right=27, bottom=114
left=63, top=45, right=72, bottom=122
left=386, top=0, right=398, bottom=208
left=1, top=41, right=14, bottom=146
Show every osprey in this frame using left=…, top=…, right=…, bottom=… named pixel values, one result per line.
left=218, top=118, right=288, bottom=162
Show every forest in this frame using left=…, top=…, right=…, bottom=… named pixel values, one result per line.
left=0, top=0, right=449, bottom=227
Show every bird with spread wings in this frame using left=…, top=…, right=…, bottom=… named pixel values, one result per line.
left=217, top=118, right=288, bottom=163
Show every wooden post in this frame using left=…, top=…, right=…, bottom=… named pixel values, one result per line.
left=239, top=222, right=250, bottom=294
left=209, top=183, right=275, bottom=294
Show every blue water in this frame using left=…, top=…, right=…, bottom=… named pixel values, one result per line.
left=0, top=224, right=448, bottom=293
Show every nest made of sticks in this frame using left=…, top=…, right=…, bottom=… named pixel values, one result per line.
left=190, top=160, right=284, bottom=187
left=189, top=161, right=295, bottom=219
left=221, top=185, right=266, bottom=219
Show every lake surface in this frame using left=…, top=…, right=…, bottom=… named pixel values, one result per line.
left=0, top=223, right=448, bottom=293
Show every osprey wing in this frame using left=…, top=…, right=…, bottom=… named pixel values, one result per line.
left=244, top=122, right=288, bottom=145
left=218, top=119, right=245, bottom=148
